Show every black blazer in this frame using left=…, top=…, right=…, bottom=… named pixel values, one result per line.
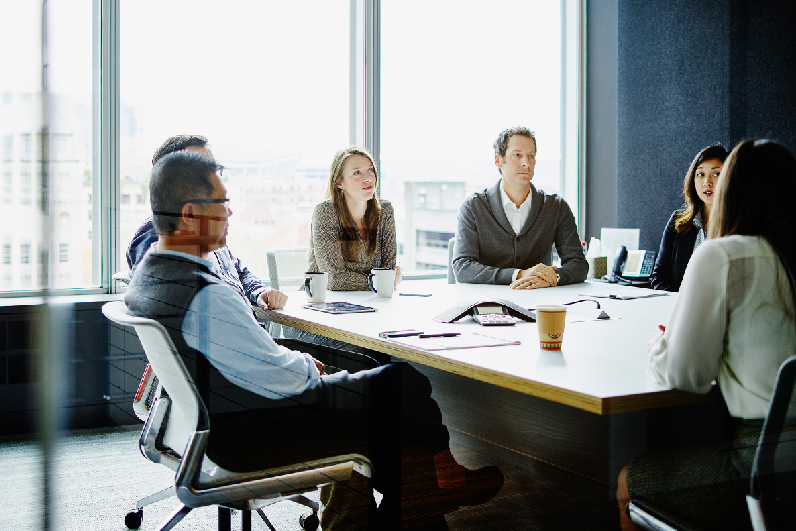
left=650, top=211, right=699, bottom=292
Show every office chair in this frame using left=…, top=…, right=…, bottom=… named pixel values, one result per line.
left=747, top=355, right=796, bottom=530
left=102, top=301, right=372, bottom=531
left=626, top=355, right=796, bottom=531
left=266, top=248, right=308, bottom=291
left=265, top=248, right=308, bottom=338
left=447, top=237, right=456, bottom=284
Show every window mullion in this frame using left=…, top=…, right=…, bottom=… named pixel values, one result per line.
left=99, top=0, right=120, bottom=292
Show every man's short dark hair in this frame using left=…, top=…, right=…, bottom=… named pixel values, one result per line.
left=493, top=127, right=537, bottom=159
left=150, top=151, right=219, bottom=235
left=152, top=135, right=209, bottom=166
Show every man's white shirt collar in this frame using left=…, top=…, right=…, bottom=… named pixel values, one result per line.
left=499, top=181, right=533, bottom=236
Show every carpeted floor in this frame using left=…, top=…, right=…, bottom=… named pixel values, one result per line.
left=1, top=425, right=620, bottom=530
left=1, top=425, right=318, bottom=531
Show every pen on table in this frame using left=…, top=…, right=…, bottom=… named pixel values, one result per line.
left=381, top=330, right=423, bottom=338
left=418, top=333, right=461, bottom=338
left=399, top=293, right=432, bottom=297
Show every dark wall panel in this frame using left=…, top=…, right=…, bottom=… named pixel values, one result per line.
left=617, top=0, right=731, bottom=251
left=599, top=0, right=796, bottom=252
left=743, top=0, right=796, bottom=151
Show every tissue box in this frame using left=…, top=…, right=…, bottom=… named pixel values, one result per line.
left=588, top=256, right=607, bottom=278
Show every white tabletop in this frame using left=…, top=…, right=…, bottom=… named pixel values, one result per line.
left=257, top=279, right=711, bottom=415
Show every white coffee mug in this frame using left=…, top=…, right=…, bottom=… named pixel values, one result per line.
left=304, top=272, right=328, bottom=303
left=367, top=268, right=396, bottom=298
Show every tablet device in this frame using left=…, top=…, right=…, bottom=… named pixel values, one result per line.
left=303, top=302, right=377, bottom=314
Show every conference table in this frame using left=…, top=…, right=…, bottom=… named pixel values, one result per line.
left=254, top=279, right=718, bottom=522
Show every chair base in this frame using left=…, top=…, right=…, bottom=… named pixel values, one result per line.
left=126, top=490, right=320, bottom=531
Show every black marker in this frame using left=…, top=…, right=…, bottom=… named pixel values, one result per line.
left=418, top=333, right=461, bottom=338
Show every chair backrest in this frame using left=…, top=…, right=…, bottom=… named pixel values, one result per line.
left=747, top=354, right=796, bottom=530
left=447, top=236, right=456, bottom=284
left=102, top=301, right=207, bottom=456
left=266, top=248, right=308, bottom=291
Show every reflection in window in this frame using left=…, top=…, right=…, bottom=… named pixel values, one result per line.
left=21, top=171, right=31, bottom=202
left=416, top=230, right=455, bottom=249
left=2, top=134, right=11, bottom=162
left=20, top=243, right=30, bottom=264
left=59, top=243, right=69, bottom=263
left=0, top=0, right=96, bottom=291
left=2, top=171, right=10, bottom=202
left=20, top=133, right=32, bottom=161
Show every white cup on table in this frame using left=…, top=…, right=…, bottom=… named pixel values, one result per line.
left=304, top=272, right=328, bottom=303
left=368, top=268, right=396, bottom=298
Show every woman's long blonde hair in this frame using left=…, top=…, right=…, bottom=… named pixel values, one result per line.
left=326, top=146, right=382, bottom=261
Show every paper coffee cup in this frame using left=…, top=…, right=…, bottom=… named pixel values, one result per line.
left=304, top=272, right=328, bottom=303
left=367, top=268, right=396, bottom=298
left=536, top=305, right=566, bottom=351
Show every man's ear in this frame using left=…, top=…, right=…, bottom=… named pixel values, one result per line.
left=178, top=202, right=198, bottom=233
left=495, top=154, right=503, bottom=173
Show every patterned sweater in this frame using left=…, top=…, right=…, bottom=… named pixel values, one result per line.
left=308, top=199, right=397, bottom=290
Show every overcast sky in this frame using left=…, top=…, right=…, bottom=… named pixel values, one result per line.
left=3, top=0, right=562, bottom=170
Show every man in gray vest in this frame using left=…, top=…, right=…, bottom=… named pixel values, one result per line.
left=125, top=151, right=503, bottom=530
left=453, top=126, right=587, bottom=288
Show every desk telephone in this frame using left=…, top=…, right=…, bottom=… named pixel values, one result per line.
left=603, top=246, right=655, bottom=285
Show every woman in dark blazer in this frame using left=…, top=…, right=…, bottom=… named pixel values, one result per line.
left=650, top=145, right=729, bottom=291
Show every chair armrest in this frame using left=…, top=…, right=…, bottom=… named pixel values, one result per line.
left=173, top=430, right=372, bottom=509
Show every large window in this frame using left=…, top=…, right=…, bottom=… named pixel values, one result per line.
left=119, top=0, right=349, bottom=276
left=0, top=0, right=97, bottom=293
left=0, top=0, right=581, bottom=295
left=382, top=0, right=568, bottom=272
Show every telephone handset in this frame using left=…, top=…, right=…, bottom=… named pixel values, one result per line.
left=604, top=246, right=655, bottom=284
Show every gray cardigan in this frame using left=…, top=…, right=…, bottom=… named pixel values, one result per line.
left=453, top=180, right=587, bottom=285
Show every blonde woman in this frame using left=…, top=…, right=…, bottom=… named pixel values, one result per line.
left=309, top=146, right=401, bottom=290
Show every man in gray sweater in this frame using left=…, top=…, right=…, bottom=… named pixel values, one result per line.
left=453, top=127, right=587, bottom=288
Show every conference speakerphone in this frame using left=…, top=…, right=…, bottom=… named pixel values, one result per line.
left=471, top=305, right=518, bottom=326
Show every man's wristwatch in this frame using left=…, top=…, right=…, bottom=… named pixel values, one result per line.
left=555, top=272, right=561, bottom=284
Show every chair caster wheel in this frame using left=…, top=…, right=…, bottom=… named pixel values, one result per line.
left=299, top=510, right=319, bottom=531
left=125, top=508, right=143, bottom=529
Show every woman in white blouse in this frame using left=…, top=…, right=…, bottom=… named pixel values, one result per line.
left=617, top=139, right=796, bottom=531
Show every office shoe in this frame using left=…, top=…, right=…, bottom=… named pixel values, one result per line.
left=442, top=465, right=505, bottom=509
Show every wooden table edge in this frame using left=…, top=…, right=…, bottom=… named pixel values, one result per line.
left=258, top=309, right=714, bottom=415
